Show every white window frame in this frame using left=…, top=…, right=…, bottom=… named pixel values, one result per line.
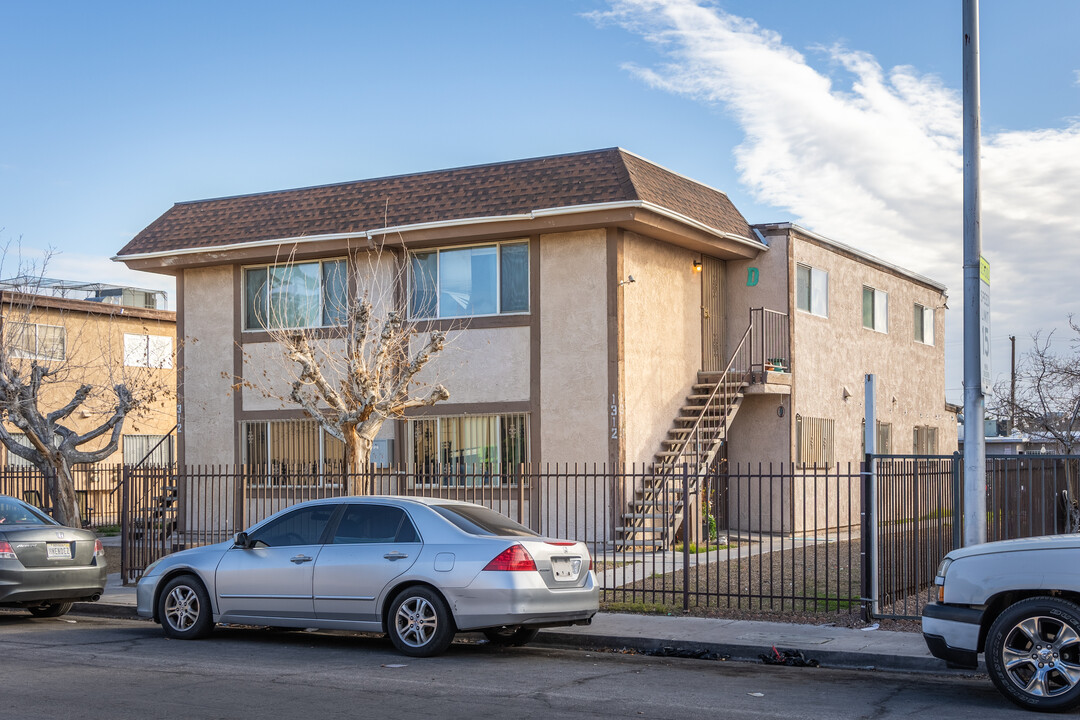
left=242, top=258, right=348, bottom=331
left=7, top=322, right=66, bottom=361
left=914, top=303, right=934, bottom=345
left=862, top=286, right=888, bottom=333
left=409, top=239, right=530, bottom=320
left=123, top=334, right=174, bottom=368
left=795, top=264, right=829, bottom=317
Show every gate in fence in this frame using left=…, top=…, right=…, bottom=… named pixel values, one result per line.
left=867, top=454, right=1080, bottom=621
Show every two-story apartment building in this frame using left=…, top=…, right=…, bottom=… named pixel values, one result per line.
left=114, top=148, right=954, bottom=474
left=113, top=149, right=955, bottom=540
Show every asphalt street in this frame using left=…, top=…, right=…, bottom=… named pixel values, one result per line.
left=0, top=612, right=1037, bottom=720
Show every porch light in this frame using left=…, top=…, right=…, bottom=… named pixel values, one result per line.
left=693, top=260, right=702, bottom=272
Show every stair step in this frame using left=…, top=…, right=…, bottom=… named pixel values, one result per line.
left=622, top=513, right=668, bottom=520
left=615, top=526, right=666, bottom=535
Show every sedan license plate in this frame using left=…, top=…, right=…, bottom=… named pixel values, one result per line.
left=47, top=543, right=72, bottom=560
left=551, top=557, right=581, bottom=581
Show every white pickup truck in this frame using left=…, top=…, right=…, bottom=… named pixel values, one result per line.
left=922, top=534, right=1080, bottom=712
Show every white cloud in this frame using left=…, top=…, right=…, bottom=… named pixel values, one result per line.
left=596, top=0, right=1080, bottom=398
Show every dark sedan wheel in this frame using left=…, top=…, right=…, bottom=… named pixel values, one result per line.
left=987, top=597, right=1080, bottom=713
left=158, top=575, right=214, bottom=640
left=482, top=626, right=539, bottom=647
left=388, top=587, right=454, bottom=657
left=28, top=601, right=73, bottom=618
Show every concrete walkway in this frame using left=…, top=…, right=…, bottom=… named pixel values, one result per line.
left=71, top=573, right=973, bottom=676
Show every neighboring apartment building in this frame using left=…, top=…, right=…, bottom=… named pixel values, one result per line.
left=0, top=281, right=178, bottom=469
left=113, top=149, right=954, bottom=482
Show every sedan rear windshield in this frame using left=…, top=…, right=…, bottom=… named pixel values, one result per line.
left=431, top=505, right=538, bottom=537
left=0, top=499, right=55, bottom=525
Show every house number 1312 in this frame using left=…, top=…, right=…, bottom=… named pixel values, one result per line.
left=610, top=394, right=618, bottom=440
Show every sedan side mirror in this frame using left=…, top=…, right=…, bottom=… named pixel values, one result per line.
left=234, top=532, right=252, bottom=549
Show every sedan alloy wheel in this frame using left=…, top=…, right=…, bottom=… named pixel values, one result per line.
left=388, top=587, right=453, bottom=657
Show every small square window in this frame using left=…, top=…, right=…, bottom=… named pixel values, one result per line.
left=914, top=303, right=934, bottom=345
left=796, top=264, right=828, bottom=317
left=862, top=286, right=888, bottom=332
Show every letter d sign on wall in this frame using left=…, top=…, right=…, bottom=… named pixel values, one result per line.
left=747, top=267, right=759, bottom=286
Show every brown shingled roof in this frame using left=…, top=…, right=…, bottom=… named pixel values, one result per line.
left=117, top=148, right=755, bottom=256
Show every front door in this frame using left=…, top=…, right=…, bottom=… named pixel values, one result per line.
left=701, top=255, right=724, bottom=371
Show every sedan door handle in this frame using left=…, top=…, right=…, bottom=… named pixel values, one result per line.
left=383, top=551, right=409, bottom=561
left=290, top=555, right=314, bottom=564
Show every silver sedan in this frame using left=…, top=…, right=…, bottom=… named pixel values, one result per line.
left=0, top=494, right=106, bottom=617
left=137, top=496, right=597, bottom=656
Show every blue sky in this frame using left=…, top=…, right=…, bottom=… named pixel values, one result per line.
left=2, top=1, right=1079, bottom=403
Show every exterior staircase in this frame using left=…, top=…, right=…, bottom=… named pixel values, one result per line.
left=616, top=327, right=755, bottom=552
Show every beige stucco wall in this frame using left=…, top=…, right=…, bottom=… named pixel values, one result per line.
left=621, top=231, right=702, bottom=468
left=411, top=327, right=530, bottom=405
left=785, top=230, right=954, bottom=466
left=182, top=265, right=236, bottom=466
left=539, top=229, right=608, bottom=465
left=725, top=234, right=789, bottom=354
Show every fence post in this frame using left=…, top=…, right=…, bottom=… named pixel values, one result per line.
left=860, top=454, right=873, bottom=622
left=952, top=452, right=963, bottom=548
left=682, top=463, right=690, bottom=613
left=120, top=465, right=130, bottom=584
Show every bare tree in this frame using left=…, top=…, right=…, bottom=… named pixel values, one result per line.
left=990, top=323, right=1080, bottom=455
left=244, top=243, right=451, bottom=488
left=0, top=254, right=173, bottom=527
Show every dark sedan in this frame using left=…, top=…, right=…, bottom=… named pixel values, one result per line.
left=0, top=495, right=106, bottom=617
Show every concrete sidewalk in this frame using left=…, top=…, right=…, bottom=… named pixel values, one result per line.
left=73, top=573, right=975, bottom=675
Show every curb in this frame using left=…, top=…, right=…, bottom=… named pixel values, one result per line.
left=71, top=602, right=141, bottom=621
left=533, top=629, right=986, bottom=676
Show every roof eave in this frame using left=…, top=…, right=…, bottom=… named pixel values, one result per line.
left=114, top=201, right=765, bottom=265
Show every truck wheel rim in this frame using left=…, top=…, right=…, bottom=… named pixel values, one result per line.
left=1001, top=615, right=1080, bottom=697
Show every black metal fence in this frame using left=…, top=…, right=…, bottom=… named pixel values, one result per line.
left=102, top=461, right=864, bottom=615
left=4, top=454, right=1077, bottom=621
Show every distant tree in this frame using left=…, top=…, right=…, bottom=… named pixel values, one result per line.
left=242, top=243, right=450, bottom=490
left=990, top=322, right=1080, bottom=455
left=0, top=254, right=173, bottom=527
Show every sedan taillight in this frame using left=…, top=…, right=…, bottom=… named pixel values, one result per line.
left=0, top=541, right=15, bottom=559
left=483, top=544, right=537, bottom=572
left=94, top=539, right=104, bottom=557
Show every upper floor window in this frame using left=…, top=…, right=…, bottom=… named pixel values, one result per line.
left=862, top=286, right=888, bottom=332
left=244, top=259, right=347, bottom=331
left=7, top=322, right=65, bottom=361
left=124, top=334, right=173, bottom=368
left=410, top=240, right=529, bottom=319
left=795, top=264, right=828, bottom=317
left=914, top=303, right=934, bottom=345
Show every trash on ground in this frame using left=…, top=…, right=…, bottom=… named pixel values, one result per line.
left=381, top=664, right=407, bottom=668
left=759, top=646, right=819, bottom=668
left=747, top=692, right=765, bottom=697
left=644, top=646, right=730, bottom=661
left=861, top=623, right=880, bottom=632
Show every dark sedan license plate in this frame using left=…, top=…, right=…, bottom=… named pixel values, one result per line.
left=552, top=557, right=581, bottom=580
left=47, top=543, right=72, bottom=560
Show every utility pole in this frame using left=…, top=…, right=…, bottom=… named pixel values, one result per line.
left=1009, top=334, right=1016, bottom=433
left=963, top=0, right=987, bottom=547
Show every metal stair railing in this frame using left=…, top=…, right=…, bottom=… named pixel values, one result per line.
left=622, top=325, right=753, bottom=550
